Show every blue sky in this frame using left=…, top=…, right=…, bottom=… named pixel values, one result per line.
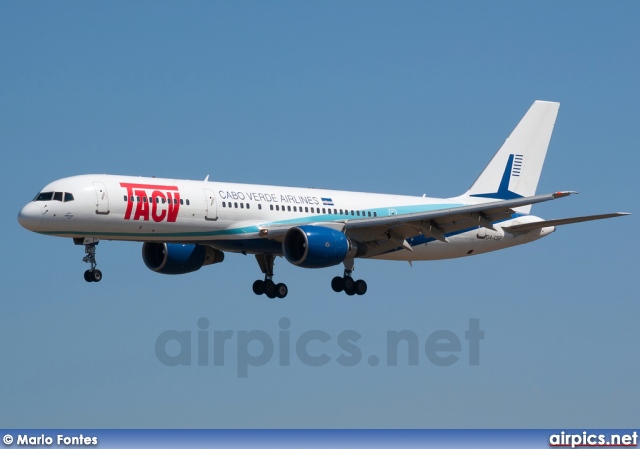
left=1, top=1, right=638, bottom=428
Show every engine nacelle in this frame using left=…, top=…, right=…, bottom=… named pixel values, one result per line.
left=283, top=225, right=367, bottom=269
left=142, top=242, right=224, bottom=275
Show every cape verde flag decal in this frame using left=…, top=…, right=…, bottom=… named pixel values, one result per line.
left=321, top=197, right=334, bottom=206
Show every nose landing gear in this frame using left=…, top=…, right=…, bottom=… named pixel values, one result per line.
left=79, top=239, right=102, bottom=283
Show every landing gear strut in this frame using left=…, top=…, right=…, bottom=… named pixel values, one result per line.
left=331, top=261, right=367, bottom=296
left=252, top=253, right=288, bottom=298
left=82, top=242, right=102, bottom=283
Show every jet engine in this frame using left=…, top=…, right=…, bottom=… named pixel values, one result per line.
left=283, top=225, right=367, bottom=269
left=142, top=242, right=224, bottom=275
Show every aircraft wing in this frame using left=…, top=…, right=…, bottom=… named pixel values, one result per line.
left=501, top=212, right=630, bottom=234
left=342, top=191, right=578, bottom=247
left=259, top=191, right=577, bottom=246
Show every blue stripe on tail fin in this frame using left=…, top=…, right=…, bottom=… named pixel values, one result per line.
left=470, top=154, right=523, bottom=200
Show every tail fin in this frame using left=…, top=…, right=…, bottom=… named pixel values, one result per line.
left=462, top=100, right=560, bottom=213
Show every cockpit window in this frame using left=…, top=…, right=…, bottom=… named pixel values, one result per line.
left=33, top=191, right=75, bottom=202
left=35, top=192, right=54, bottom=201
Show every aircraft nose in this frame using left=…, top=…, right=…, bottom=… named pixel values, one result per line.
left=18, top=202, right=43, bottom=231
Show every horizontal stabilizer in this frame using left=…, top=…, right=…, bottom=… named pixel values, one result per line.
left=502, top=212, right=630, bottom=233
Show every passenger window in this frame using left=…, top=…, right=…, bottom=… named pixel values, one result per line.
left=356, top=210, right=360, bottom=216
left=374, top=212, right=377, bottom=217
left=240, top=203, right=244, bottom=209
left=247, top=204, right=251, bottom=209
left=64, top=193, right=74, bottom=202
left=275, top=205, right=279, bottom=211
left=258, top=204, right=261, bottom=210
left=186, top=199, right=190, bottom=205
left=180, top=199, right=184, bottom=205
left=305, top=207, right=309, bottom=213
left=288, top=206, right=291, bottom=212
left=136, top=196, right=140, bottom=202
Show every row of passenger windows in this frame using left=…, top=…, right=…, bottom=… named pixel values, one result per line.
left=269, top=204, right=378, bottom=217
left=222, top=201, right=254, bottom=209
left=221, top=201, right=377, bottom=217
left=123, top=195, right=191, bottom=206
left=34, top=191, right=75, bottom=202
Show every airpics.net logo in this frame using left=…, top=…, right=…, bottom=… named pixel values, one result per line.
left=155, top=318, right=484, bottom=378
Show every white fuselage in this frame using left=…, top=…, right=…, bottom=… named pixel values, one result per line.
left=18, top=174, right=554, bottom=262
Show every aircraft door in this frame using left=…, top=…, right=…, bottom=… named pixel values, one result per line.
left=203, top=189, right=218, bottom=221
left=93, top=181, right=110, bottom=215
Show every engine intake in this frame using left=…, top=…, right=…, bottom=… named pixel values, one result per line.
left=142, top=242, right=224, bottom=275
left=283, top=225, right=366, bottom=269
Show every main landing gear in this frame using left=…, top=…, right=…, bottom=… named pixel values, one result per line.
left=81, top=241, right=102, bottom=283
left=331, top=260, right=367, bottom=296
left=252, top=253, right=288, bottom=299
left=250, top=255, right=368, bottom=298
left=331, top=270, right=367, bottom=296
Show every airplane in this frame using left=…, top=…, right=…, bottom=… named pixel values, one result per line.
left=17, top=101, right=629, bottom=298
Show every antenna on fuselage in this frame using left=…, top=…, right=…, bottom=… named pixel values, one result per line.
left=204, top=175, right=210, bottom=182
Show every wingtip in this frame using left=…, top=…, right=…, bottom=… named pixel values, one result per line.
left=553, top=191, right=578, bottom=199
